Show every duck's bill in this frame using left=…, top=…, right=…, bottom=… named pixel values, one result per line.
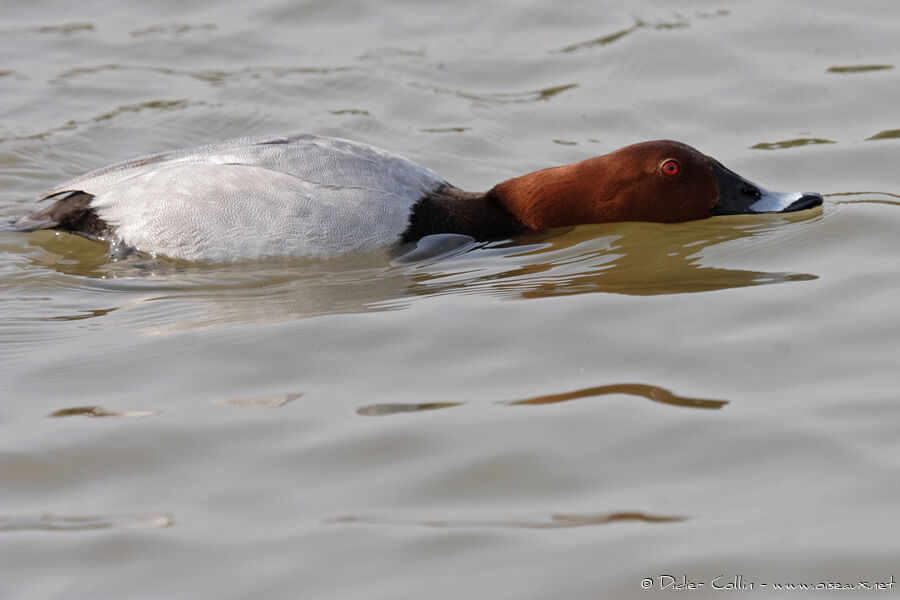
left=710, top=161, right=823, bottom=215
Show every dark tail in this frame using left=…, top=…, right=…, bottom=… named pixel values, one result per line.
left=3, top=214, right=59, bottom=231
left=4, top=191, right=108, bottom=237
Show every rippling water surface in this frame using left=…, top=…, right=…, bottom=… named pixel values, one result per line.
left=2, top=0, right=900, bottom=598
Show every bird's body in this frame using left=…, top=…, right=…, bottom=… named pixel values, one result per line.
left=10, top=133, right=823, bottom=261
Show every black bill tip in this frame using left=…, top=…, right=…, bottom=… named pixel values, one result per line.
left=782, top=192, right=823, bottom=213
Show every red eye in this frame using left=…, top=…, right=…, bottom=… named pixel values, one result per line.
left=661, top=159, right=680, bottom=176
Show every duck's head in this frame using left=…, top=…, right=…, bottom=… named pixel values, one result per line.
left=491, top=140, right=823, bottom=229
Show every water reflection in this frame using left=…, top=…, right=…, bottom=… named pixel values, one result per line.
left=828, top=194, right=900, bottom=211
left=34, top=307, right=118, bottom=322
left=326, top=511, right=685, bottom=529
left=509, top=383, right=728, bottom=410
left=358, top=383, right=726, bottom=416
left=558, top=18, right=690, bottom=53
left=413, top=82, right=578, bottom=107
left=751, top=138, right=836, bottom=150
left=4, top=23, right=94, bottom=35
left=48, top=406, right=159, bottom=418
left=15, top=214, right=820, bottom=330
left=827, top=64, right=894, bottom=73
left=0, top=512, right=172, bottom=532
left=405, top=216, right=819, bottom=299
left=556, top=10, right=729, bottom=54
left=867, top=129, right=900, bottom=140
left=210, top=392, right=301, bottom=408
left=357, top=402, right=463, bottom=416
left=46, top=63, right=358, bottom=87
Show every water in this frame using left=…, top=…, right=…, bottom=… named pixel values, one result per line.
left=2, top=0, right=900, bottom=598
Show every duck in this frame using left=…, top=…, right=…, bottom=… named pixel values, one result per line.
left=9, top=133, right=822, bottom=261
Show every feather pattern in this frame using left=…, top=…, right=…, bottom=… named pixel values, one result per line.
left=38, top=133, right=448, bottom=260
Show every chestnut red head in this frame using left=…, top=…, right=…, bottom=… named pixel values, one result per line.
left=491, top=140, right=822, bottom=230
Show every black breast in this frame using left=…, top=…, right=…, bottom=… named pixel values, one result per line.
left=401, top=186, right=527, bottom=244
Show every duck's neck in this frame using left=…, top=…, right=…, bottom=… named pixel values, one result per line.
left=489, top=160, right=608, bottom=230
left=401, top=185, right=529, bottom=243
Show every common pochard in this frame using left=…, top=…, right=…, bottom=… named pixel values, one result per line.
left=10, top=134, right=822, bottom=261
